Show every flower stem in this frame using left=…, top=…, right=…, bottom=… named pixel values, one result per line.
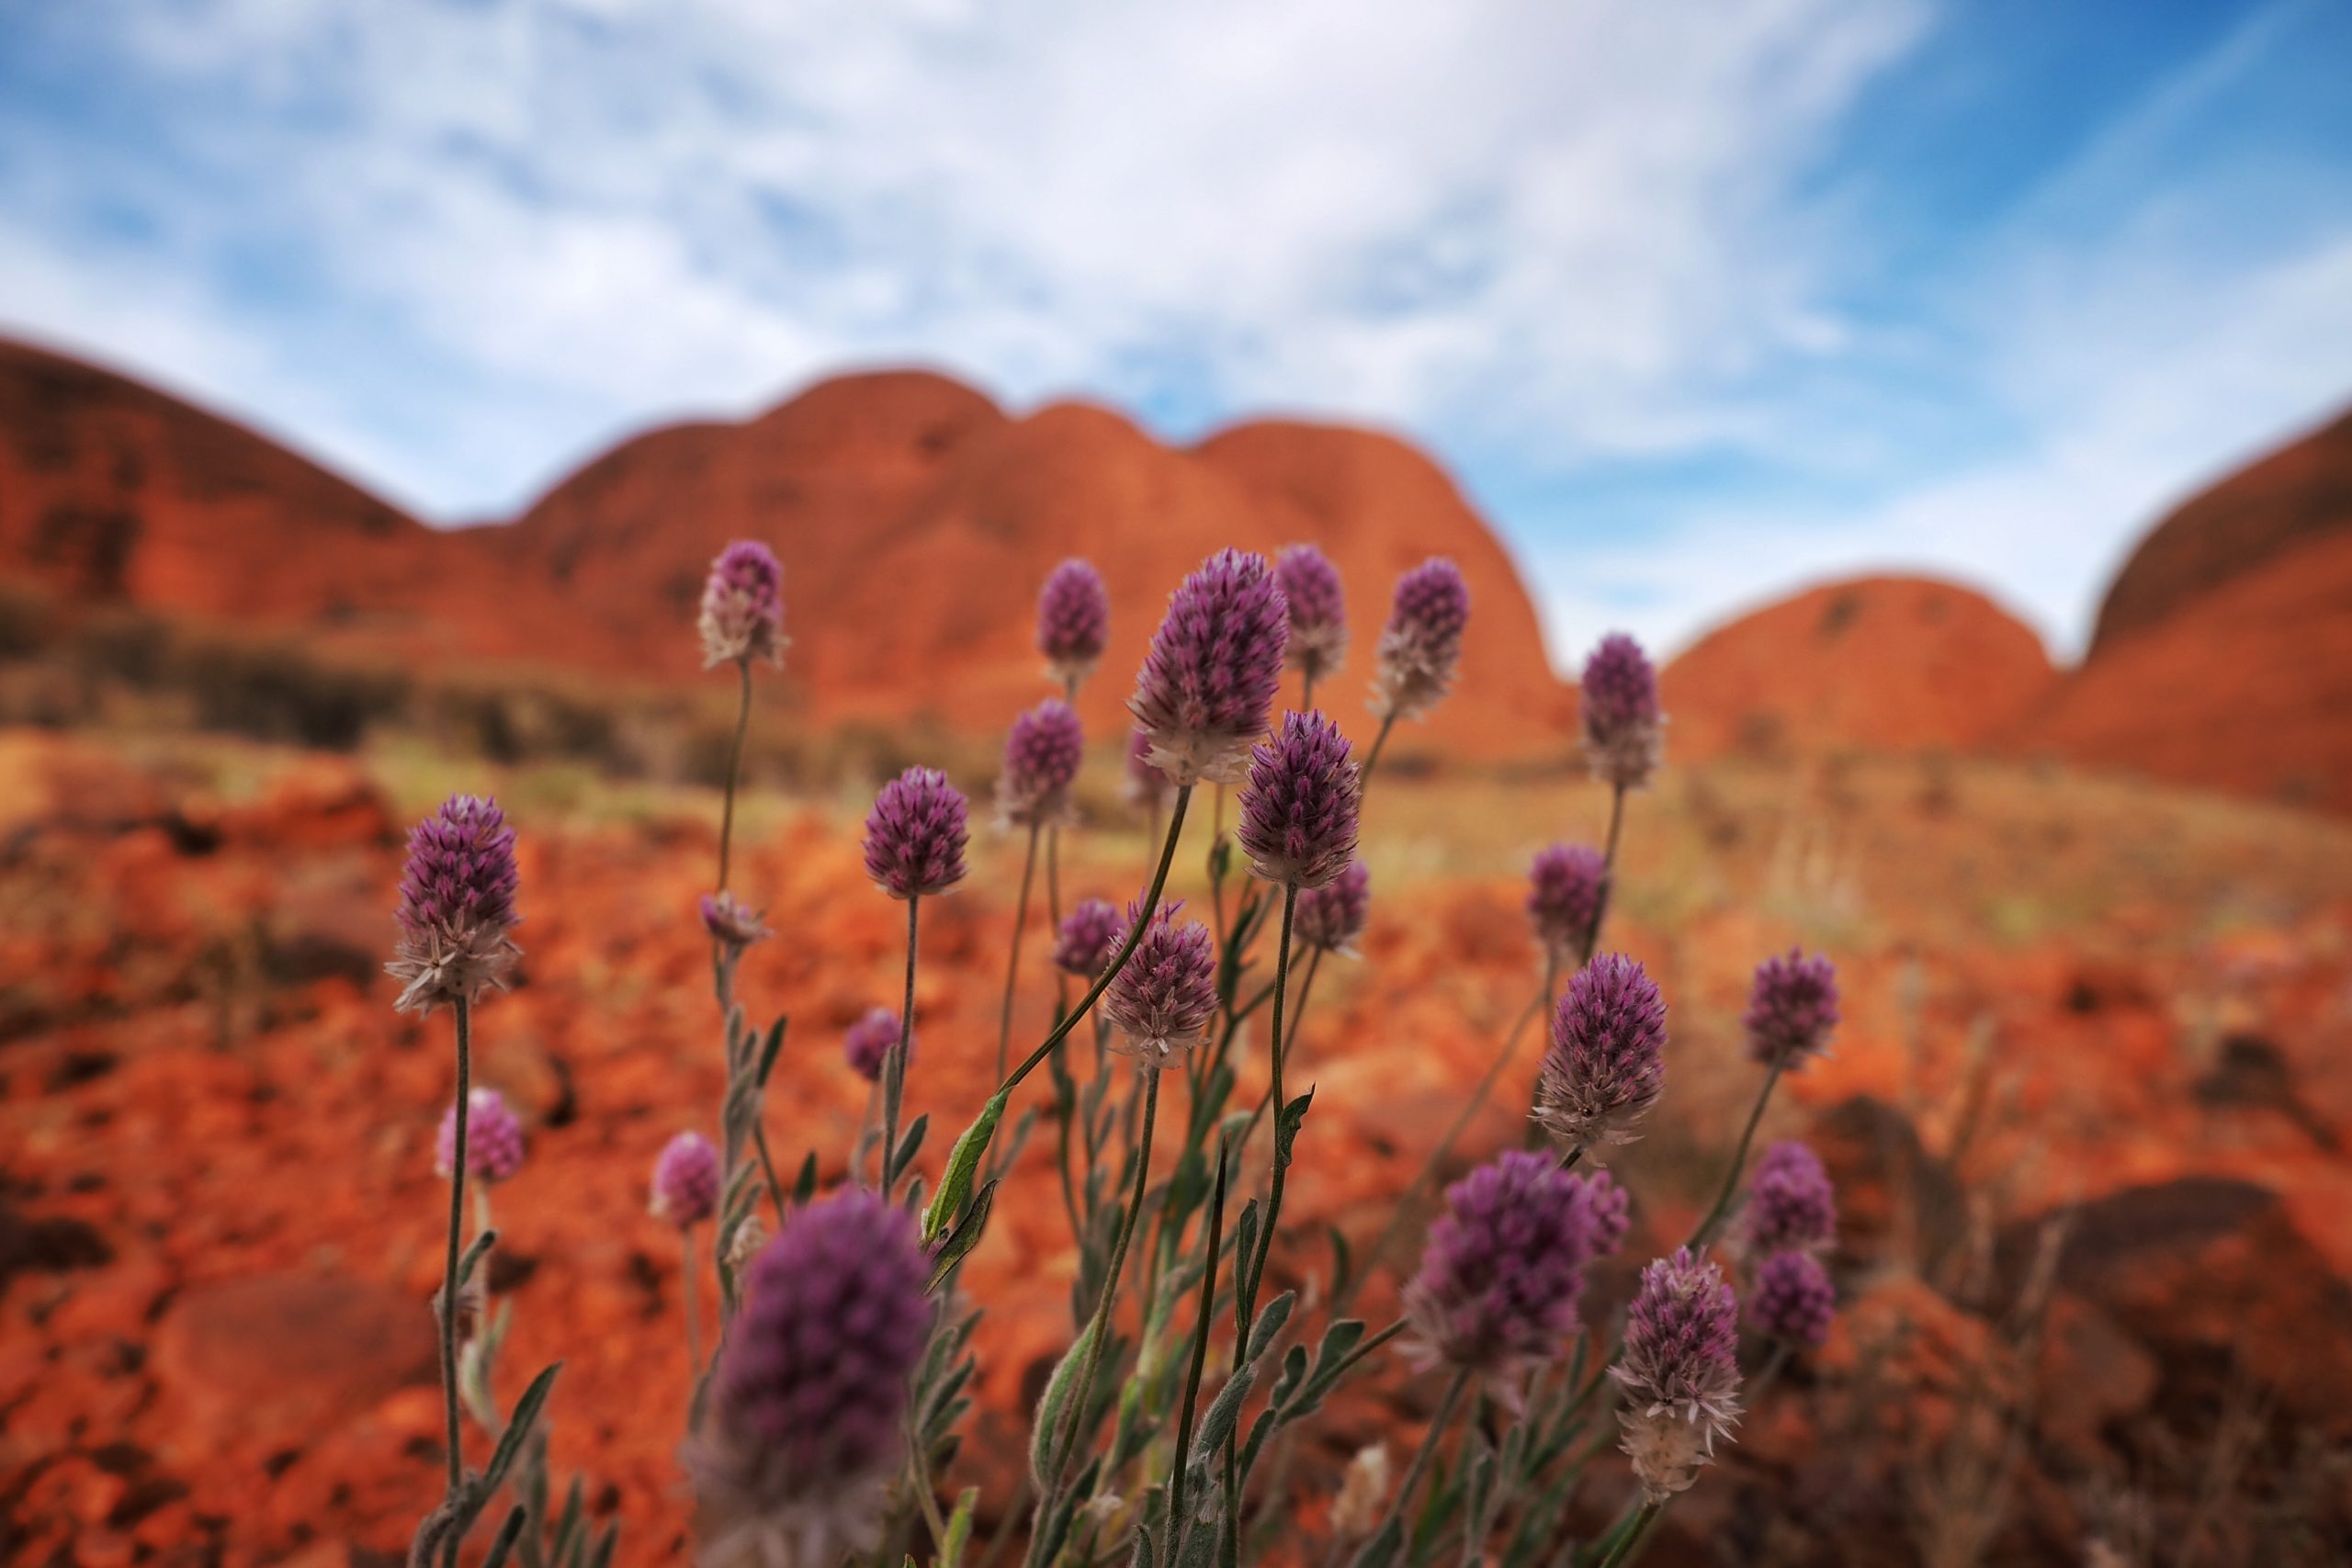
left=1040, top=1067, right=1162, bottom=1507
left=717, top=657, right=752, bottom=891
left=1005, top=785, right=1193, bottom=1092
left=681, top=1228, right=701, bottom=1376
left=1353, top=1366, right=1469, bottom=1566
left=436, top=998, right=473, bottom=1554
left=998, top=821, right=1043, bottom=1082
left=1358, top=711, right=1399, bottom=792
left=1167, top=1137, right=1230, bottom=1562
left=1236, top=885, right=1301, bottom=1340
left=1590, top=1500, right=1662, bottom=1568
left=1685, top=1057, right=1786, bottom=1252
left=885, top=894, right=922, bottom=1193
left=1579, top=784, right=1628, bottom=966
left=1301, top=670, right=1318, bottom=713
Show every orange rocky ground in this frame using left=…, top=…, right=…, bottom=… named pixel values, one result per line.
left=6, top=727, right=2352, bottom=1565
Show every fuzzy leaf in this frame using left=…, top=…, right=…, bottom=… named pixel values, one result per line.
left=1272, top=1089, right=1314, bottom=1170
left=1191, top=1362, right=1256, bottom=1461
left=939, top=1488, right=978, bottom=1568
left=1245, top=1291, right=1295, bottom=1366
left=481, top=1362, right=561, bottom=1497
left=928, top=1179, right=997, bottom=1292
left=755, top=1015, right=788, bottom=1087
left=1029, top=1315, right=1100, bottom=1489
left=478, top=1506, right=529, bottom=1568
left=924, top=1088, right=1008, bottom=1243
left=793, top=1149, right=820, bottom=1204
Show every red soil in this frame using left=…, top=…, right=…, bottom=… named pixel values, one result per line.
left=1659, top=576, right=2056, bottom=762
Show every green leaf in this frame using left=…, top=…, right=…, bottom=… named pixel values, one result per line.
left=1191, top=1363, right=1256, bottom=1461
left=939, top=1486, right=978, bottom=1568
left=755, top=1015, right=788, bottom=1087
left=923, top=1089, right=1008, bottom=1243
left=478, top=1506, right=530, bottom=1568
left=1029, top=1315, right=1100, bottom=1488
left=1245, top=1291, right=1295, bottom=1365
left=793, top=1148, right=820, bottom=1204
left=456, top=1228, right=501, bottom=1292
left=481, top=1362, right=561, bottom=1496
left=1272, top=1089, right=1315, bottom=1170
left=584, top=1524, right=619, bottom=1568
left=894, top=1113, right=929, bottom=1176
left=1130, top=1523, right=1159, bottom=1568
left=1327, top=1225, right=1353, bottom=1301
left=928, top=1179, right=997, bottom=1293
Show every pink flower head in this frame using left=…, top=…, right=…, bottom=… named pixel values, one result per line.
left=390, top=795, right=521, bottom=1015
left=699, top=540, right=787, bottom=670
left=1127, top=549, right=1289, bottom=787
left=1275, top=544, right=1348, bottom=685
left=1237, top=710, right=1362, bottom=889
left=1037, top=558, right=1111, bottom=688
left=862, top=767, right=968, bottom=899
left=1372, top=558, right=1468, bottom=723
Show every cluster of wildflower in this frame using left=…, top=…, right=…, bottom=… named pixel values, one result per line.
left=386, top=526, right=1863, bottom=1568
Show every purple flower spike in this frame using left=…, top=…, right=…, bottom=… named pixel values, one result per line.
left=1579, top=634, right=1662, bottom=791
left=1372, top=558, right=1469, bottom=723
left=1052, top=897, right=1125, bottom=979
left=699, top=539, right=787, bottom=670
left=1238, top=710, right=1362, bottom=890
left=390, top=794, right=522, bottom=1015
left=435, top=1088, right=525, bottom=1183
left=1527, top=843, right=1606, bottom=966
left=863, top=767, right=968, bottom=899
left=1741, top=1141, right=1837, bottom=1257
left=691, top=1187, right=933, bottom=1564
left=843, top=1007, right=905, bottom=1084
left=1102, top=897, right=1216, bottom=1067
left=1404, top=1149, right=1599, bottom=1406
left=1744, top=950, right=1839, bottom=1069
left=1276, top=544, right=1349, bottom=684
left=997, top=699, right=1085, bottom=829
left=650, top=1131, right=721, bottom=1229
left=1037, top=558, right=1111, bottom=688
left=1611, top=1248, right=1743, bottom=1501
left=700, top=891, right=770, bottom=954
left=1127, top=549, right=1289, bottom=787
left=1294, top=859, right=1371, bottom=957
left=1533, top=953, right=1668, bottom=1153
left=1748, top=1251, right=1836, bottom=1348
left=1570, top=1168, right=1632, bottom=1258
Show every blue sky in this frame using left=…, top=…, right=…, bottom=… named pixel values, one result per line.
left=3, top=0, right=2348, bottom=665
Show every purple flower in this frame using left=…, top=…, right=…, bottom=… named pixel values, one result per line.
left=1275, top=544, right=1348, bottom=685
left=390, top=795, right=521, bottom=1015
left=1238, top=711, right=1362, bottom=889
left=1372, top=558, right=1469, bottom=723
left=1533, top=953, right=1667, bottom=1152
left=1122, top=728, right=1175, bottom=816
left=1294, top=859, right=1371, bottom=957
left=1747, top=1251, right=1835, bottom=1348
left=1102, top=897, right=1216, bottom=1067
left=1579, top=634, right=1661, bottom=791
left=691, top=1187, right=933, bottom=1564
left=1740, top=1141, right=1837, bottom=1257
left=650, top=1131, right=720, bottom=1229
left=1127, top=549, right=1289, bottom=786
left=435, top=1088, right=525, bottom=1183
left=1611, top=1249, right=1743, bottom=1501
left=699, top=539, right=787, bottom=670
left=843, top=1007, right=905, bottom=1084
left=1037, top=558, right=1111, bottom=688
left=1053, top=897, right=1125, bottom=980
left=1527, top=843, right=1606, bottom=966
left=996, top=699, right=1085, bottom=829
left=862, top=767, right=968, bottom=899
left=1744, top=951, right=1838, bottom=1068
left=1403, top=1149, right=1599, bottom=1404
left=700, top=891, right=770, bottom=954
left=1571, top=1168, right=1632, bottom=1258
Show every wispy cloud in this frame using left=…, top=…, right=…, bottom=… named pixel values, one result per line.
left=0, top=0, right=2346, bottom=661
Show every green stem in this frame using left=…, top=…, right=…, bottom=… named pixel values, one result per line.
left=1353, top=1367, right=1470, bottom=1566
left=682, top=1227, right=701, bottom=1377
left=1686, top=1057, right=1786, bottom=1252
left=885, top=894, right=922, bottom=1194
left=1591, top=1500, right=1661, bottom=1568
left=1236, top=885, right=1301, bottom=1343
left=1004, top=786, right=1193, bottom=1093
left=1301, top=670, right=1317, bottom=713
left=437, top=997, right=473, bottom=1562
left=998, top=821, right=1043, bottom=1082
left=717, top=657, right=752, bottom=891
left=1040, top=1067, right=1162, bottom=1509
left=1167, top=1138, right=1230, bottom=1561
left=1580, top=784, right=1627, bottom=966
left=1357, top=711, right=1399, bottom=793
